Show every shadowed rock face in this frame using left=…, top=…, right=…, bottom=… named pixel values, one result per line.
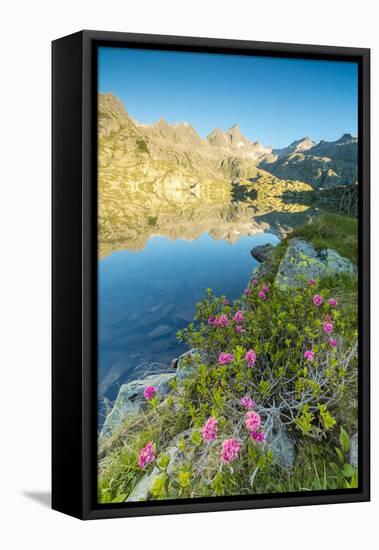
left=260, top=134, right=358, bottom=189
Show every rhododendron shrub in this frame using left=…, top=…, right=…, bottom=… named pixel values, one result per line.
left=99, top=276, right=358, bottom=503
left=178, top=280, right=358, bottom=440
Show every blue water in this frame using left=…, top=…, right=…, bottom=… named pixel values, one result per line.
left=98, top=231, right=279, bottom=409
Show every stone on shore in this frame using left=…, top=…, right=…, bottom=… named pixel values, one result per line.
left=275, top=239, right=356, bottom=288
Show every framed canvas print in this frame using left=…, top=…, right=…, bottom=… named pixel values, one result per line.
left=52, top=30, right=370, bottom=520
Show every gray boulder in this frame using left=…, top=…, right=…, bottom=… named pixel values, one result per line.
left=275, top=239, right=356, bottom=288
left=250, top=243, right=274, bottom=263
left=265, top=414, right=295, bottom=469
left=348, top=432, right=358, bottom=469
left=320, top=248, right=357, bottom=276
left=101, top=372, right=175, bottom=438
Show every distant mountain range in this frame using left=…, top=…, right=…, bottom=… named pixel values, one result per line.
left=99, top=93, right=357, bottom=190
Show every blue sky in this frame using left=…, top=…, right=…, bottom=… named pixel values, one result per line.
left=98, top=47, right=358, bottom=149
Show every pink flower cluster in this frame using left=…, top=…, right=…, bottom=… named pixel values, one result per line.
left=220, top=438, right=240, bottom=463
left=258, top=285, right=269, bottom=300
left=143, top=386, right=157, bottom=400
left=245, top=411, right=261, bottom=432
left=235, top=325, right=245, bottom=334
left=241, top=396, right=256, bottom=410
left=251, top=431, right=266, bottom=443
left=250, top=278, right=258, bottom=286
left=245, top=411, right=265, bottom=443
left=245, top=349, right=257, bottom=368
left=202, top=416, right=218, bottom=442
left=208, top=314, right=229, bottom=327
left=233, top=310, right=244, bottom=324
left=323, top=322, right=334, bottom=334
left=313, top=294, right=323, bottom=307
left=304, top=350, right=315, bottom=362
left=328, top=298, right=338, bottom=307
left=328, top=338, right=337, bottom=348
left=244, top=288, right=251, bottom=297
left=138, top=442, right=155, bottom=468
left=308, top=279, right=317, bottom=286
left=219, top=352, right=234, bottom=365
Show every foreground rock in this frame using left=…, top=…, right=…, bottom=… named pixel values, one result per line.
left=349, top=432, right=358, bottom=468
left=264, top=414, right=295, bottom=469
left=102, top=351, right=201, bottom=438
left=275, top=239, right=356, bottom=288
left=250, top=243, right=274, bottom=263
left=101, top=372, right=175, bottom=438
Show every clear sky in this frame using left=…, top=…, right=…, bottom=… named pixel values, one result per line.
left=98, top=46, right=358, bottom=149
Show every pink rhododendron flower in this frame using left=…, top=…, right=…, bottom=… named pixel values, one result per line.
left=138, top=442, right=155, bottom=468
left=241, top=396, right=256, bottom=410
left=250, top=278, right=258, bottom=286
left=251, top=430, right=266, bottom=443
left=143, top=386, right=157, bottom=400
left=235, top=325, right=245, bottom=334
left=220, top=438, right=240, bottom=463
left=202, top=416, right=218, bottom=442
left=233, top=310, right=244, bottom=324
left=308, top=279, right=317, bottom=286
left=328, top=338, right=337, bottom=348
left=304, top=350, right=315, bottom=362
left=208, top=315, right=217, bottom=326
left=244, top=288, right=251, bottom=296
left=245, top=411, right=261, bottom=432
left=328, top=298, right=338, bottom=307
left=323, top=322, right=334, bottom=334
left=261, top=285, right=269, bottom=293
left=245, top=349, right=257, bottom=368
left=218, top=352, right=234, bottom=365
left=313, top=294, right=323, bottom=307
left=258, top=290, right=266, bottom=300
left=217, top=314, right=229, bottom=327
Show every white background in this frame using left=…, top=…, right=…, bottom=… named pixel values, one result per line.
left=0, top=0, right=377, bottom=548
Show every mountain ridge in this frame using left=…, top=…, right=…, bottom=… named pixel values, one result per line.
left=99, top=92, right=357, bottom=190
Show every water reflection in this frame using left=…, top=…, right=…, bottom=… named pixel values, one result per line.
left=98, top=177, right=315, bottom=257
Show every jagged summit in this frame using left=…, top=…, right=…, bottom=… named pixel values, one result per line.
left=336, top=133, right=356, bottom=143
left=273, top=137, right=316, bottom=158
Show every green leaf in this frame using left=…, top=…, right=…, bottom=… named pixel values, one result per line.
left=178, top=471, right=191, bottom=488
left=342, top=463, right=354, bottom=478
left=150, top=474, right=167, bottom=498
left=335, top=447, right=344, bottom=463
left=157, top=453, right=170, bottom=471
left=111, top=494, right=127, bottom=503
left=339, top=427, right=350, bottom=454
left=191, top=430, right=202, bottom=446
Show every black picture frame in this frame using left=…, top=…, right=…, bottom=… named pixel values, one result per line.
left=52, top=30, right=370, bottom=520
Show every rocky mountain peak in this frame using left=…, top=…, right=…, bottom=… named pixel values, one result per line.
left=336, top=133, right=355, bottom=143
